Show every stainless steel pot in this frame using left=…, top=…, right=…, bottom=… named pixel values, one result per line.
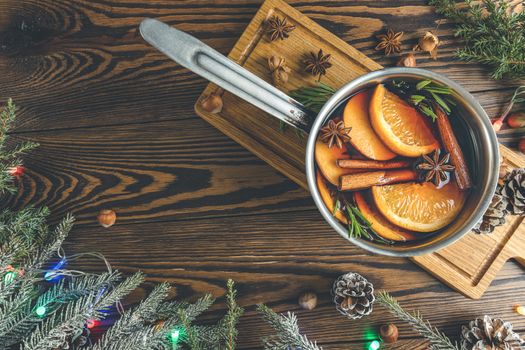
left=140, top=18, right=500, bottom=257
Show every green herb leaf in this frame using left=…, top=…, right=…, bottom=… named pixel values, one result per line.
left=416, top=80, right=432, bottom=90
left=430, top=0, right=525, bottom=80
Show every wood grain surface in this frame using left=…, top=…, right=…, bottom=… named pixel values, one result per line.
left=1, top=1, right=524, bottom=349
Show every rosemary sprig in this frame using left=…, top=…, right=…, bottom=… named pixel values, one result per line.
left=377, top=291, right=461, bottom=350
left=430, top=0, right=525, bottom=80
left=388, top=79, right=455, bottom=121
left=290, top=82, right=336, bottom=114
left=334, top=196, right=392, bottom=244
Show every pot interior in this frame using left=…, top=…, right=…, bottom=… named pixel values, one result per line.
left=306, top=68, right=499, bottom=257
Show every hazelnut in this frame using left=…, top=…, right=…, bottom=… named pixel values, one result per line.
left=396, top=53, right=416, bottom=67
left=414, top=31, right=439, bottom=59
left=298, top=291, right=317, bottom=310
left=508, top=112, right=525, bottom=128
left=519, top=139, right=525, bottom=154
left=97, top=209, right=116, bottom=228
left=379, top=323, right=399, bottom=343
left=201, top=92, right=223, bottom=114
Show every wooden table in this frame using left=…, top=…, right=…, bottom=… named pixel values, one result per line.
left=1, top=1, right=524, bottom=348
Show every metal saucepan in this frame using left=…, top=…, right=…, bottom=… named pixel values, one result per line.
left=139, top=18, right=499, bottom=257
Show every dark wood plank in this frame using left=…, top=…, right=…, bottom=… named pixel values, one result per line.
left=1, top=1, right=524, bottom=349
left=2, top=118, right=312, bottom=224
left=64, top=210, right=525, bottom=349
left=0, top=0, right=522, bottom=133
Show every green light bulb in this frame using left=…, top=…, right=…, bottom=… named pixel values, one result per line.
left=170, top=329, right=180, bottom=343
left=3, top=271, right=16, bottom=284
left=369, top=340, right=381, bottom=350
left=35, top=306, right=47, bottom=318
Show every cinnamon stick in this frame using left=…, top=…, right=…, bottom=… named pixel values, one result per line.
left=339, top=169, right=417, bottom=191
left=337, top=159, right=411, bottom=170
left=434, top=105, right=472, bottom=190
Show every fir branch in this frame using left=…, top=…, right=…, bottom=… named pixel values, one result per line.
left=220, top=279, right=244, bottom=350
left=89, top=282, right=170, bottom=350
left=0, top=272, right=122, bottom=347
left=377, top=291, right=460, bottom=350
left=178, top=308, right=203, bottom=350
left=22, top=272, right=144, bottom=350
left=0, top=207, right=51, bottom=264
left=0, top=99, right=39, bottom=195
left=257, top=304, right=322, bottom=350
left=429, top=0, right=525, bottom=80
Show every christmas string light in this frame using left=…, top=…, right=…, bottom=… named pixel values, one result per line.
left=35, top=306, right=47, bottom=318
left=368, top=340, right=381, bottom=350
left=44, top=257, right=67, bottom=281
left=170, top=328, right=180, bottom=344
left=7, top=165, right=25, bottom=177
left=3, top=271, right=16, bottom=285
left=86, top=319, right=97, bottom=329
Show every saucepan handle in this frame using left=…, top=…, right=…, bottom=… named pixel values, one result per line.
left=140, top=18, right=313, bottom=132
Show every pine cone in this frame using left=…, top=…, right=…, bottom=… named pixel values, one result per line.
left=500, top=168, right=525, bottom=215
left=461, top=315, right=525, bottom=350
left=332, top=272, right=375, bottom=319
left=473, top=192, right=509, bottom=234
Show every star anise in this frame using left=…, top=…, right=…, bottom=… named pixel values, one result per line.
left=266, top=16, right=296, bottom=41
left=320, top=120, right=351, bottom=148
left=375, top=29, right=403, bottom=55
left=304, top=49, right=332, bottom=81
left=417, top=149, right=455, bottom=187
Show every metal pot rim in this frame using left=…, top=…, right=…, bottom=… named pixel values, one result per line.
left=305, top=67, right=500, bottom=257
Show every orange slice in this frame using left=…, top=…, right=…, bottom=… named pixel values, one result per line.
left=343, top=90, right=397, bottom=160
left=371, top=181, right=466, bottom=232
left=354, top=191, right=417, bottom=242
left=315, top=140, right=362, bottom=186
left=316, top=171, right=347, bottom=224
left=369, top=84, right=439, bottom=157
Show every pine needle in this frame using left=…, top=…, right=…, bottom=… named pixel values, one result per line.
left=430, top=0, right=525, bottom=80
left=0, top=99, right=39, bottom=195
left=257, top=304, right=322, bottom=350
left=377, top=291, right=460, bottom=350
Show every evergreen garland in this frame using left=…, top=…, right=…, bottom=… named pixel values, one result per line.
left=430, top=0, right=525, bottom=80
left=0, top=99, right=38, bottom=195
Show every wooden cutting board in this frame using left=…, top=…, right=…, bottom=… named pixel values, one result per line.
left=194, top=0, right=525, bottom=299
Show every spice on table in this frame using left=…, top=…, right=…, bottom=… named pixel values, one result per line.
left=434, top=105, right=472, bottom=190
left=379, top=323, right=399, bottom=343
left=319, top=119, right=350, bottom=149
left=416, top=149, right=455, bottom=187
left=201, top=91, right=223, bottom=114
left=304, top=49, right=332, bottom=81
left=265, top=15, right=295, bottom=41
left=414, top=31, right=439, bottom=59
left=396, top=53, right=416, bottom=67
left=98, top=209, right=117, bottom=228
left=298, top=291, right=318, bottom=310
left=267, top=55, right=291, bottom=86
left=375, top=29, right=403, bottom=55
